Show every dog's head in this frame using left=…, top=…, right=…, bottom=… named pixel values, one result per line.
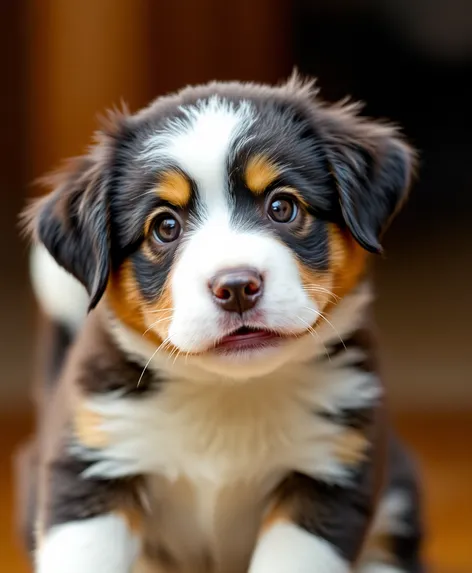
left=25, top=77, right=414, bottom=379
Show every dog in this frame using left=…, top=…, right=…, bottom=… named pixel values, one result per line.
left=19, top=75, right=424, bottom=573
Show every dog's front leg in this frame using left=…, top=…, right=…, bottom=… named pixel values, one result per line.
left=249, top=400, right=386, bottom=573
left=248, top=470, right=377, bottom=573
left=35, top=457, right=140, bottom=573
left=37, top=513, right=138, bottom=573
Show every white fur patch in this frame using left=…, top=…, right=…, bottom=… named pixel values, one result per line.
left=30, top=243, right=88, bottom=332
left=36, top=514, right=139, bottom=573
left=248, top=522, right=348, bottom=573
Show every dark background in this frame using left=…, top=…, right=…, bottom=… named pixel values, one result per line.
left=0, top=1, right=471, bottom=571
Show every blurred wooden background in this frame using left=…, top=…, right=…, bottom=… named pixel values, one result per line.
left=1, top=0, right=471, bottom=571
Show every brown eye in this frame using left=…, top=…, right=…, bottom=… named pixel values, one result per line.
left=267, top=194, right=298, bottom=224
left=152, top=213, right=182, bottom=243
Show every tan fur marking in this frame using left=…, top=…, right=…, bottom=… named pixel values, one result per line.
left=245, top=155, right=281, bottom=194
left=296, top=224, right=368, bottom=324
left=328, top=224, right=368, bottom=302
left=106, top=260, right=155, bottom=340
left=106, top=260, right=176, bottom=350
left=74, top=401, right=108, bottom=449
left=133, top=556, right=158, bottom=573
left=333, top=428, right=370, bottom=466
left=116, top=507, right=144, bottom=535
left=259, top=511, right=291, bottom=536
left=361, top=532, right=396, bottom=565
left=155, top=170, right=191, bottom=207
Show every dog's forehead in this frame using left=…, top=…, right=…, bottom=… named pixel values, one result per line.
left=138, top=96, right=254, bottom=210
left=110, top=88, right=336, bottom=249
left=132, top=91, right=317, bottom=208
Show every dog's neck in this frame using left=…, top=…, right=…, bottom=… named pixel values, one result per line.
left=103, top=281, right=374, bottom=386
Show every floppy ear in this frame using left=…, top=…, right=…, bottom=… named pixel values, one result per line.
left=318, top=102, right=415, bottom=254
left=23, top=153, right=111, bottom=311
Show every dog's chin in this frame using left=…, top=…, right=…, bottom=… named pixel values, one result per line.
left=183, top=328, right=313, bottom=380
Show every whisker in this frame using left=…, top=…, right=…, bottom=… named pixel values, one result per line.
left=303, top=284, right=338, bottom=293
left=303, top=292, right=340, bottom=303
left=142, top=316, right=172, bottom=336
left=302, top=286, right=340, bottom=301
left=137, top=348, right=160, bottom=388
left=137, top=335, right=171, bottom=388
left=167, top=344, right=181, bottom=365
left=172, top=347, right=183, bottom=366
left=296, top=315, right=331, bottom=362
left=317, top=311, right=346, bottom=350
left=148, top=308, right=174, bottom=314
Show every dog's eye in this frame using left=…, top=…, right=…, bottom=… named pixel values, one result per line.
left=266, top=194, right=298, bottom=224
left=152, top=212, right=182, bottom=243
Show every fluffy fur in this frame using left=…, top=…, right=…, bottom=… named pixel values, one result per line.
left=18, top=75, right=424, bottom=573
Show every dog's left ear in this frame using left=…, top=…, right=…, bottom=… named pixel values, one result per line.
left=317, top=102, right=416, bottom=254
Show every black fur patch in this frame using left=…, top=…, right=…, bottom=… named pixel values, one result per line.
left=73, top=312, right=162, bottom=396
left=385, top=437, right=425, bottom=573
left=129, top=249, right=174, bottom=304
left=47, top=321, right=74, bottom=386
left=78, top=351, right=157, bottom=396
left=45, top=456, right=123, bottom=528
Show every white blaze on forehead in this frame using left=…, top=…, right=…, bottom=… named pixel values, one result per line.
left=140, top=96, right=255, bottom=214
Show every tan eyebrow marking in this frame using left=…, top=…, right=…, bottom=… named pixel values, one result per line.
left=155, top=170, right=191, bottom=207
left=244, top=154, right=282, bottom=194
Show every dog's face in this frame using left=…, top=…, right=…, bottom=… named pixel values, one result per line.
left=27, top=78, right=413, bottom=379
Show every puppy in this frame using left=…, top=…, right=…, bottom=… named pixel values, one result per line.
left=20, top=76, right=424, bottom=573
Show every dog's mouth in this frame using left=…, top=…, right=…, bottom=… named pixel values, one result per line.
left=214, top=326, right=282, bottom=351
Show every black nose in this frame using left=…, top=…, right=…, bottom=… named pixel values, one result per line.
left=209, top=268, right=263, bottom=313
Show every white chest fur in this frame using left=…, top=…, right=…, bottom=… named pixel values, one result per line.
left=80, top=344, right=379, bottom=572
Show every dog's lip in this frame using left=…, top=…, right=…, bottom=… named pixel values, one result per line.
left=214, top=326, right=282, bottom=350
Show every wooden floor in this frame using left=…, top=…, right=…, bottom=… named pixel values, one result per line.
left=1, top=410, right=471, bottom=573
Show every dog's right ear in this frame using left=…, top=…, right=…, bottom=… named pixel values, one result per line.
left=23, top=152, right=112, bottom=311
left=22, top=107, right=130, bottom=311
